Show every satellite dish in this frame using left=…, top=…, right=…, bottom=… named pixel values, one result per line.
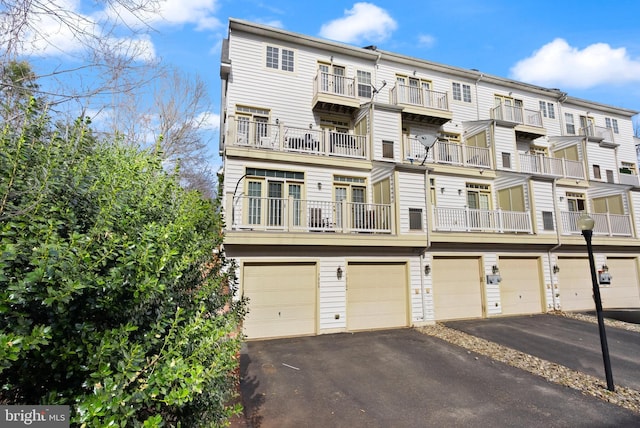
left=417, top=134, right=437, bottom=149
left=416, top=135, right=438, bottom=166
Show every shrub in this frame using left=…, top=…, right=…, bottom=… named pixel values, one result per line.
left=0, top=103, right=244, bottom=426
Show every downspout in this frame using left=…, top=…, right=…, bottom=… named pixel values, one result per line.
left=475, top=72, right=484, bottom=120
left=420, top=167, right=432, bottom=322
left=548, top=177, right=562, bottom=310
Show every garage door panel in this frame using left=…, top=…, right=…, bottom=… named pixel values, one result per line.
left=347, top=263, right=407, bottom=331
left=600, top=258, right=640, bottom=309
left=433, top=257, right=483, bottom=320
left=500, top=258, right=543, bottom=316
left=558, top=258, right=592, bottom=312
left=243, top=263, right=316, bottom=339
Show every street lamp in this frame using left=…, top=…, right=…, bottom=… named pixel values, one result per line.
left=577, top=213, right=615, bottom=391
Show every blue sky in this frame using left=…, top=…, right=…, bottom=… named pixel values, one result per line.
left=10, top=0, right=640, bottom=168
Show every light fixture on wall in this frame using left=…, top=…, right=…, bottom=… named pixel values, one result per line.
left=492, top=265, right=500, bottom=275
left=336, top=266, right=343, bottom=280
left=275, top=118, right=279, bottom=124
left=553, top=264, right=560, bottom=274
left=601, top=264, right=609, bottom=272
left=309, top=123, right=313, bottom=129
left=440, top=187, right=445, bottom=194
left=424, top=264, right=431, bottom=275
left=317, top=182, right=322, bottom=190
left=458, top=189, right=462, bottom=196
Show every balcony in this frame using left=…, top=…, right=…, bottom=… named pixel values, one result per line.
left=405, top=137, right=490, bottom=168
left=560, top=211, right=633, bottom=237
left=619, top=170, right=640, bottom=186
left=491, top=105, right=545, bottom=138
left=230, top=196, right=392, bottom=234
left=433, top=206, right=532, bottom=233
left=390, top=84, right=452, bottom=125
left=519, top=153, right=585, bottom=179
left=312, top=71, right=360, bottom=113
left=229, top=118, right=368, bottom=159
left=579, top=125, right=615, bottom=146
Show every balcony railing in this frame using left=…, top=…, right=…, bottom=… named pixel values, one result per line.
left=230, top=195, right=392, bottom=234
left=314, top=71, right=356, bottom=98
left=405, top=137, right=490, bottom=168
left=579, top=125, right=614, bottom=143
left=390, top=84, right=449, bottom=111
left=433, top=206, right=532, bottom=233
left=491, top=105, right=543, bottom=128
left=519, top=153, right=585, bottom=179
left=560, top=211, right=633, bottom=237
left=230, top=118, right=368, bottom=159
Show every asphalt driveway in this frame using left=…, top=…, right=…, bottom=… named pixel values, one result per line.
left=445, top=314, right=640, bottom=391
left=238, top=328, right=640, bottom=427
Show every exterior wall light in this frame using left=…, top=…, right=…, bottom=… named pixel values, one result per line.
left=336, top=266, right=343, bottom=280
left=601, top=264, right=609, bottom=272
left=317, top=182, right=322, bottom=190
left=553, top=264, right=560, bottom=274
left=492, top=265, right=500, bottom=275
left=424, top=264, right=431, bottom=275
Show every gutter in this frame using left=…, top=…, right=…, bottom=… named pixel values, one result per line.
left=548, top=177, right=562, bottom=310
left=420, top=166, right=433, bottom=322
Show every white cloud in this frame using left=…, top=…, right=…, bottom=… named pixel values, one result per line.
left=510, top=38, right=640, bottom=89
left=319, top=3, right=397, bottom=44
left=195, top=111, right=220, bottom=131
left=103, top=0, right=221, bottom=31
left=418, top=34, right=436, bottom=49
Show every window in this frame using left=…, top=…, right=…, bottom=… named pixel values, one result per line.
left=357, top=70, right=372, bottom=98
left=245, top=169, right=305, bottom=227
left=236, top=106, right=271, bottom=146
left=466, top=183, right=491, bottom=210
left=593, top=194, right=624, bottom=215
left=593, top=165, right=601, bottom=180
left=606, top=169, right=614, bottom=183
left=539, top=101, right=555, bottom=119
left=566, top=192, right=585, bottom=212
left=605, top=117, right=619, bottom=134
left=501, top=152, right=512, bottom=169
left=266, top=46, right=279, bottom=69
left=266, top=45, right=294, bottom=72
left=409, top=208, right=423, bottom=230
left=452, top=82, right=471, bottom=102
left=542, top=211, right=554, bottom=231
left=565, top=113, right=575, bottom=134
left=498, top=186, right=525, bottom=212
left=382, top=140, right=394, bottom=159
left=621, top=161, right=637, bottom=175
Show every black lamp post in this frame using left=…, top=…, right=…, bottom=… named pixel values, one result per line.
left=577, top=213, right=615, bottom=392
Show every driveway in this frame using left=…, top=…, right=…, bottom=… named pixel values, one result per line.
left=445, top=314, right=640, bottom=391
left=238, top=328, right=640, bottom=427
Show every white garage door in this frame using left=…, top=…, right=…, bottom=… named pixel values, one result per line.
left=433, top=257, right=483, bottom=320
left=242, top=263, right=316, bottom=339
left=499, top=257, right=543, bottom=316
left=601, top=258, right=640, bottom=309
left=347, top=262, right=407, bottom=331
left=558, top=258, right=592, bottom=312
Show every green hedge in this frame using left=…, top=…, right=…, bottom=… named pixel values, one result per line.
left=0, top=103, right=245, bottom=426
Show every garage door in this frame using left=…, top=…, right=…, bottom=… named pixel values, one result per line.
left=433, top=257, right=483, bottom=320
left=347, top=262, right=407, bottom=331
left=499, top=257, right=543, bottom=316
left=558, top=258, right=592, bottom=312
left=601, top=258, right=640, bottom=308
left=242, top=263, right=316, bottom=339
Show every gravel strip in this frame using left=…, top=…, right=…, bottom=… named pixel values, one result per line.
left=419, top=317, right=640, bottom=414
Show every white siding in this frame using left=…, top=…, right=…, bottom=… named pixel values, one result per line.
left=494, top=126, right=516, bottom=170
left=398, top=171, right=427, bottom=233
left=372, top=107, right=402, bottom=161
left=531, top=181, right=557, bottom=234
left=319, top=257, right=346, bottom=331
left=483, top=253, right=501, bottom=316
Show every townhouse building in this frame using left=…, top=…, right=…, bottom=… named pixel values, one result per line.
left=219, top=18, right=640, bottom=340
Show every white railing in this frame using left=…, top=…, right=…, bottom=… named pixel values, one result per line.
left=230, top=118, right=368, bottom=159
left=433, top=206, right=532, bottom=233
left=390, top=84, right=450, bottom=111
left=404, top=137, right=490, bottom=168
left=314, top=71, right=356, bottom=98
left=579, top=125, right=614, bottom=143
left=518, top=153, right=585, bottom=179
left=491, top=105, right=543, bottom=128
left=560, top=211, right=633, bottom=236
left=230, top=196, right=392, bottom=234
